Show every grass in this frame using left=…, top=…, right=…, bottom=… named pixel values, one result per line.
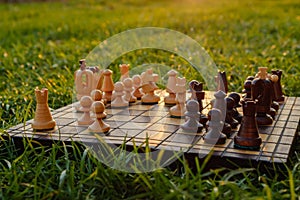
left=0, top=0, right=299, bottom=199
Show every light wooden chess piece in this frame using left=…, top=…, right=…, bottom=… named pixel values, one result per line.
left=271, top=69, right=285, bottom=103
left=91, top=89, right=107, bottom=105
left=141, top=69, right=160, bottom=104
left=88, top=101, right=110, bottom=133
left=132, top=75, right=144, bottom=99
left=78, top=96, right=94, bottom=125
left=204, top=108, right=226, bottom=145
left=180, top=100, right=203, bottom=133
left=170, top=77, right=186, bottom=118
left=164, top=69, right=177, bottom=105
left=32, top=88, right=56, bottom=130
left=101, top=69, right=114, bottom=102
left=119, top=64, right=130, bottom=82
left=75, top=59, right=94, bottom=100
left=123, top=78, right=137, bottom=103
left=111, top=82, right=128, bottom=108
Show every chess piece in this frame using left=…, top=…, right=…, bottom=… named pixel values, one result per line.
left=123, top=78, right=137, bottom=103
left=251, top=67, right=273, bottom=125
left=225, top=97, right=239, bottom=129
left=213, top=90, right=231, bottom=136
left=204, top=108, right=226, bottom=145
left=252, top=67, right=273, bottom=125
left=242, top=79, right=252, bottom=100
left=78, top=96, right=94, bottom=125
left=75, top=59, right=94, bottom=100
left=164, top=70, right=178, bottom=105
left=32, top=88, right=56, bottom=130
left=132, top=75, right=144, bottom=99
left=228, top=92, right=243, bottom=123
left=215, top=71, right=228, bottom=93
left=91, top=89, right=107, bottom=105
left=267, top=74, right=280, bottom=111
left=271, top=69, right=285, bottom=103
left=119, top=64, right=130, bottom=82
left=111, top=82, right=128, bottom=108
left=101, top=69, right=114, bottom=102
left=88, top=101, right=110, bottom=133
left=180, top=100, right=203, bottom=133
left=170, top=77, right=186, bottom=118
left=141, top=69, right=160, bottom=104
left=234, top=100, right=262, bottom=150
left=189, top=80, right=208, bottom=126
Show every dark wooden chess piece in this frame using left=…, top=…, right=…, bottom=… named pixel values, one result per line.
left=271, top=69, right=285, bottom=103
left=204, top=108, right=226, bottom=145
left=251, top=67, right=273, bottom=125
left=228, top=92, right=243, bottom=123
left=225, top=97, right=239, bottom=129
left=234, top=100, right=262, bottom=150
left=215, top=71, right=228, bottom=93
left=180, top=100, right=203, bottom=133
left=242, top=79, right=252, bottom=100
left=189, top=80, right=208, bottom=126
left=267, top=74, right=280, bottom=111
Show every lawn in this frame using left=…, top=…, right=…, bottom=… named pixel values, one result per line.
left=0, top=0, right=299, bottom=199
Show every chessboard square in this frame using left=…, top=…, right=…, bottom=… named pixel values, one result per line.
left=266, top=135, right=280, bottom=143
left=119, top=122, right=152, bottom=130
left=166, top=133, right=200, bottom=145
left=286, top=121, right=299, bottom=129
left=151, top=104, right=170, bottom=111
left=275, top=121, right=286, bottom=128
left=175, top=128, right=204, bottom=136
left=132, top=116, right=162, bottom=123
left=222, top=152, right=259, bottom=160
left=283, top=128, right=297, bottom=136
left=118, top=109, right=145, bottom=116
left=129, top=104, right=154, bottom=111
left=135, top=131, right=171, bottom=142
left=259, top=133, right=269, bottom=141
left=280, top=109, right=291, bottom=115
left=55, top=118, right=75, bottom=126
left=273, top=153, right=289, bottom=159
left=288, top=115, right=300, bottom=122
left=277, top=114, right=288, bottom=122
left=109, top=128, right=141, bottom=138
left=262, top=143, right=277, bottom=153
left=268, top=127, right=282, bottom=135
left=293, top=105, right=300, bottom=111
left=142, top=110, right=169, bottom=117
left=158, top=117, right=185, bottom=125
left=279, top=136, right=295, bottom=144
left=104, top=120, right=126, bottom=129
left=105, top=108, right=123, bottom=115
left=158, top=142, right=191, bottom=152
left=147, top=123, right=179, bottom=133
left=106, top=115, right=136, bottom=122
left=61, top=112, right=82, bottom=119
left=276, top=144, right=291, bottom=154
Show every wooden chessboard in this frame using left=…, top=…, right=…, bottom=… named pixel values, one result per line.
left=4, top=91, right=300, bottom=169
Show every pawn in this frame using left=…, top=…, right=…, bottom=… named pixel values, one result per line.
left=111, top=82, right=128, bottom=108
left=88, top=101, right=110, bottom=133
left=91, top=89, right=107, bottom=105
left=164, top=70, right=178, bottom=105
left=228, top=92, right=243, bottom=123
left=123, top=78, right=137, bottom=103
left=204, top=108, right=226, bottom=145
left=242, top=79, right=252, bottom=100
left=78, top=96, right=94, bottom=125
left=132, top=75, right=144, bottom=99
left=225, top=97, right=239, bottom=129
left=271, top=69, right=285, bottom=103
left=180, top=100, right=203, bottom=133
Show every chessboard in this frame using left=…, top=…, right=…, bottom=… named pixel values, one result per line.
left=4, top=90, right=300, bottom=170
